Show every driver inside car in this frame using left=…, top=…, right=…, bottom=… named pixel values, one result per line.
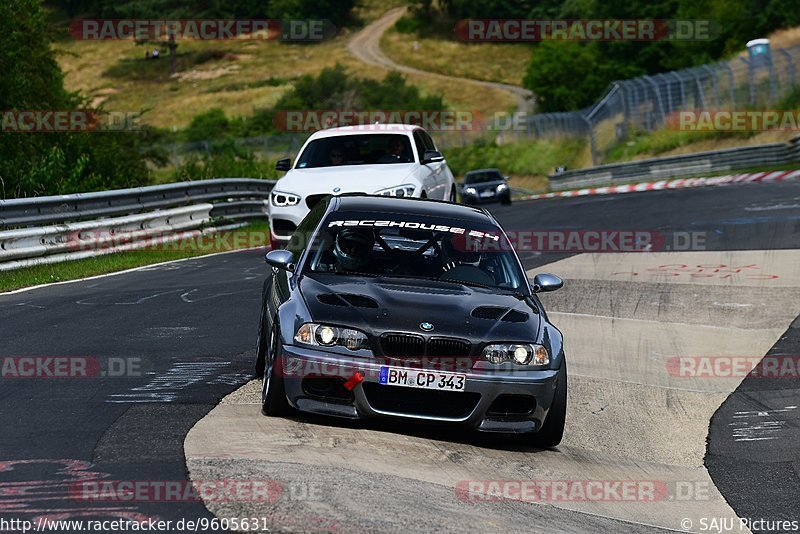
left=333, top=228, right=377, bottom=273
left=385, top=137, right=410, bottom=162
left=439, top=234, right=495, bottom=286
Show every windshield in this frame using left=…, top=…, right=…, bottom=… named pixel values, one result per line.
left=304, top=212, right=526, bottom=291
left=464, top=171, right=503, bottom=184
left=295, top=134, right=414, bottom=169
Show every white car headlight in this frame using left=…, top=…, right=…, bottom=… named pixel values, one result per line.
left=482, top=343, right=549, bottom=366
left=464, top=187, right=477, bottom=195
left=375, top=184, right=416, bottom=198
left=271, top=191, right=301, bottom=207
left=294, top=323, right=370, bottom=351
left=496, top=183, right=509, bottom=192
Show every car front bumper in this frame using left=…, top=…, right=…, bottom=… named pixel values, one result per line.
left=461, top=190, right=511, bottom=204
left=278, top=344, right=560, bottom=434
left=268, top=204, right=308, bottom=244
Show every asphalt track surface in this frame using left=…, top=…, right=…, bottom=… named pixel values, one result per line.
left=1, top=181, right=799, bottom=532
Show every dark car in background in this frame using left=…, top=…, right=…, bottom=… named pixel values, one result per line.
left=458, top=168, right=512, bottom=206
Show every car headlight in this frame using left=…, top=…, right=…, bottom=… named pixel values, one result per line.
left=496, top=183, right=509, bottom=192
left=271, top=191, right=301, bottom=207
left=464, top=187, right=477, bottom=195
left=294, top=323, right=370, bottom=351
left=375, top=184, right=416, bottom=197
left=482, top=343, right=549, bottom=366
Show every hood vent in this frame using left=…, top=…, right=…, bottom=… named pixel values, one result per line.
left=471, top=306, right=529, bottom=323
left=501, top=309, right=529, bottom=323
left=471, top=306, right=506, bottom=320
left=340, top=293, right=380, bottom=308
left=317, top=293, right=379, bottom=309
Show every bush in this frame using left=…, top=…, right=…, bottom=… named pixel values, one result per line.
left=173, top=150, right=279, bottom=181
left=394, top=16, right=423, bottom=34
left=184, top=108, right=232, bottom=142
left=241, top=64, right=446, bottom=136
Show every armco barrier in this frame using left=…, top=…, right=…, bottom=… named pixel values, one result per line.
left=0, top=204, right=213, bottom=264
left=550, top=136, right=800, bottom=190
left=0, top=178, right=275, bottom=271
left=0, top=178, right=275, bottom=229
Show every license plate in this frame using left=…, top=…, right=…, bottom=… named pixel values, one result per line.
left=479, top=191, right=495, bottom=198
left=379, top=366, right=466, bottom=392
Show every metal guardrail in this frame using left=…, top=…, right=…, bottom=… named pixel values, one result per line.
left=549, top=136, right=800, bottom=190
left=0, top=178, right=275, bottom=271
left=0, top=178, right=275, bottom=229
left=0, top=204, right=218, bottom=271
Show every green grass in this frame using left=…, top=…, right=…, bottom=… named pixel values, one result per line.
left=0, top=221, right=269, bottom=293
left=443, top=137, right=588, bottom=178
left=603, top=129, right=754, bottom=163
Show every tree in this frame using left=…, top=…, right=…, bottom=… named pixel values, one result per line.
left=0, top=0, right=163, bottom=198
left=523, top=41, right=612, bottom=112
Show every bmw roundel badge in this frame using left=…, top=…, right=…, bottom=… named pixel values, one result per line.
left=333, top=187, right=341, bottom=193
left=419, top=322, right=434, bottom=332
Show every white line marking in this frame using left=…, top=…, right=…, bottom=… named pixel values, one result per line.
left=0, top=246, right=265, bottom=297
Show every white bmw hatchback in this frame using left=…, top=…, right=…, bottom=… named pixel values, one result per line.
left=268, top=124, right=456, bottom=248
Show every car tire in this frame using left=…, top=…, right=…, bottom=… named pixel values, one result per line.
left=262, top=318, right=290, bottom=416
left=254, top=310, right=267, bottom=377
left=449, top=186, right=456, bottom=202
left=530, top=362, right=567, bottom=448
left=500, top=196, right=512, bottom=206
left=254, top=279, right=272, bottom=377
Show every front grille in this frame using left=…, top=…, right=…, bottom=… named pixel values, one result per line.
left=381, top=334, right=425, bottom=358
left=306, top=193, right=366, bottom=209
left=363, top=383, right=480, bottom=419
left=380, top=334, right=471, bottom=359
left=428, top=338, right=471, bottom=358
left=305, top=194, right=329, bottom=209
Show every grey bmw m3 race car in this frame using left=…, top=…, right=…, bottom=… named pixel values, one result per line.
left=254, top=194, right=567, bottom=446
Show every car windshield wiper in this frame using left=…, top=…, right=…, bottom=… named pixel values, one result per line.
left=451, top=279, right=528, bottom=297
left=446, top=279, right=509, bottom=292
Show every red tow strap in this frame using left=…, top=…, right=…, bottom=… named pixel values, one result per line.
left=343, top=372, right=364, bottom=390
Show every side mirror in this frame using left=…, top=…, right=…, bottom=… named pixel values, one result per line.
left=503, top=175, right=511, bottom=181
left=530, top=273, right=563, bottom=293
left=275, top=158, right=292, bottom=172
left=265, top=249, right=295, bottom=271
left=421, top=150, right=444, bottom=164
